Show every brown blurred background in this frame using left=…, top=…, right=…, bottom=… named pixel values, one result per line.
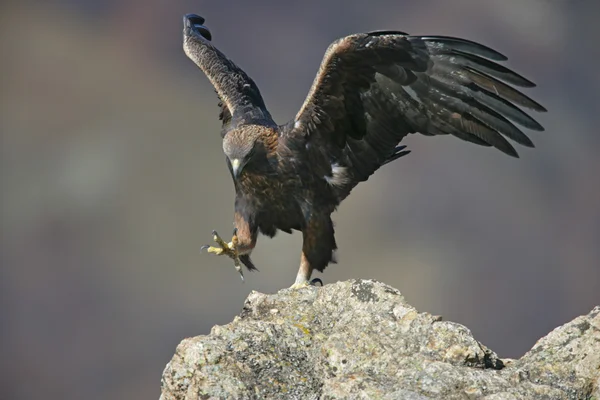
left=1, top=0, right=599, bottom=398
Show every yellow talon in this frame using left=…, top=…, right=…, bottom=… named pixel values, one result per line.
left=289, top=278, right=323, bottom=290
left=212, top=230, right=230, bottom=250
left=289, top=281, right=310, bottom=290
left=202, top=228, right=244, bottom=281
left=205, top=246, right=225, bottom=255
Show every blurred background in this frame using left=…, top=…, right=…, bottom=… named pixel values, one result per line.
left=1, top=0, right=599, bottom=398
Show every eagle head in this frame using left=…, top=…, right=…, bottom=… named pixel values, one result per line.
left=223, top=125, right=273, bottom=179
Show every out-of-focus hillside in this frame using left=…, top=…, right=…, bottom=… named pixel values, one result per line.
left=1, top=1, right=599, bottom=399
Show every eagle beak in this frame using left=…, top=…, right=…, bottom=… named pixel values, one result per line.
left=231, top=158, right=241, bottom=178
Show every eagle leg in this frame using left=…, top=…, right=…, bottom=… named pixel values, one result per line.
left=201, top=229, right=244, bottom=281
left=289, top=216, right=336, bottom=289
left=289, top=251, right=314, bottom=288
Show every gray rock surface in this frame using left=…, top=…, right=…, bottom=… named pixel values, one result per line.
left=160, top=279, right=600, bottom=399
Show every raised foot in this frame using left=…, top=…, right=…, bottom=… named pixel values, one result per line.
left=201, top=229, right=244, bottom=281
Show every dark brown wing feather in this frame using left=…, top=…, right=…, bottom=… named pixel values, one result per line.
left=182, top=15, right=275, bottom=135
left=283, top=32, right=546, bottom=200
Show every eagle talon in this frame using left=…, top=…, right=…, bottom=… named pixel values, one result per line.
left=202, top=229, right=243, bottom=281
left=289, top=281, right=310, bottom=290
left=288, top=278, right=323, bottom=290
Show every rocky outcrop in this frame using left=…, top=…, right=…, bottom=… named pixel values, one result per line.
left=160, top=279, right=600, bottom=399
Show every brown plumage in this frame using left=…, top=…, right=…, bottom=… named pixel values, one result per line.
left=183, top=14, right=546, bottom=286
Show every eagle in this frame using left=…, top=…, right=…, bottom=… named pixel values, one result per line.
left=183, top=14, right=546, bottom=287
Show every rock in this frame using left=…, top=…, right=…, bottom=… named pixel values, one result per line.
left=160, top=279, right=600, bottom=399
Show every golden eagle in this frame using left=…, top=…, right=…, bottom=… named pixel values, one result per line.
left=183, top=14, right=545, bottom=287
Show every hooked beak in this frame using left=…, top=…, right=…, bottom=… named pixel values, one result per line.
left=231, top=158, right=241, bottom=178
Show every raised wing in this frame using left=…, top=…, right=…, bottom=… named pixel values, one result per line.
left=284, top=31, right=546, bottom=199
left=183, top=14, right=275, bottom=135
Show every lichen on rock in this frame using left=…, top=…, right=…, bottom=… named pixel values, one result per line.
left=160, top=279, right=600, bottom=399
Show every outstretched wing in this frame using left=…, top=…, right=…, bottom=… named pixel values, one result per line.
left=183, top=14, right=275, bottom=136
left=283, top=31, right=546, bottom=199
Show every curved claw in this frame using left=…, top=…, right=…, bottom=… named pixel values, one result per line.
left=202, top=229, right=244, bottom=282
left=310, top=278, right=323, bottom=287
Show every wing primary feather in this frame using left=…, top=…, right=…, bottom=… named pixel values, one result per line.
left=469, top=106, right=535, bottom=148
left=445, top=50, right=536, bottom=87
left=409, top=96, right=521, bottom=157
left=450, top=130, right=493, bottom=147
left=368, top=30, right=409, bottom=36
left=426, top=75, right=543, bottom=133
left=466, top=83, right=544, bottom=131
left=463, top=67, right=547, bottom=111
left=419, top=36, right=508, bottom=61
left=449, top=112, right=520, bottom=157
left=408, top=77, right=534, bottom=148
left=382, top=145, right=411, bottom=165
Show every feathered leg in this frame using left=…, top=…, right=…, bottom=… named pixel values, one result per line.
left=291, top=215, right=336, bottom=288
